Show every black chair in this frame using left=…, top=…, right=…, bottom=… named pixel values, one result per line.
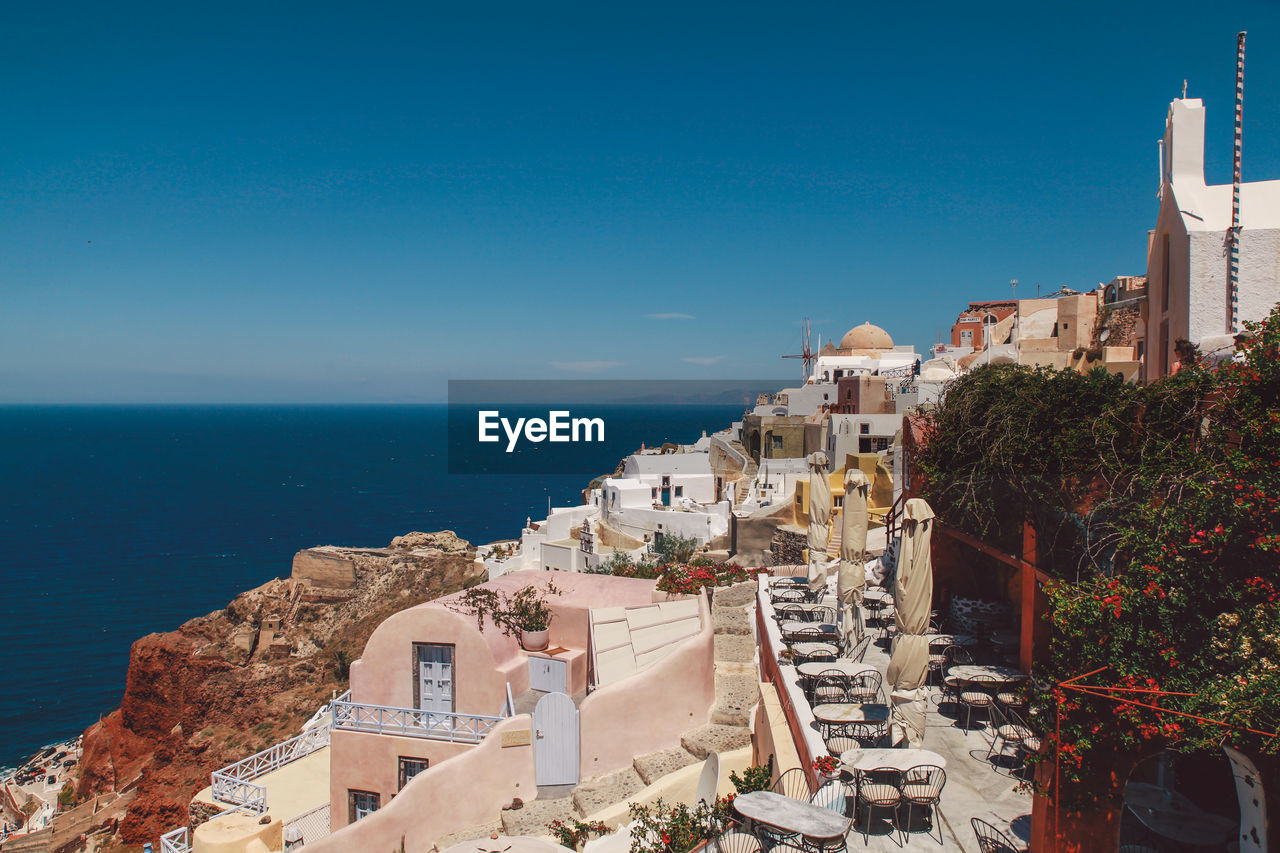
left=971, top=817, right=1025, bottom=852
left=899, top=764, right=946, bottom=845
left=760, top=768, right=813, bottom=850
left=937, top=645, right=974, bottom=709
left=987, top=703, right=1040, bottom=774
left=958, top=674, right=999, bottom=737
left=847, top=670, right=883, bottom=705
left=845, top=634, right=872, bottom=663
left=706, top=817, right=763, bottom=853
left=854, top=767, right=903, bottom=847
left=774, top=603, right=805, bottom=623
left=811, top=669, right=850, bottom=706
left=804, top=781, right=854, bottom=853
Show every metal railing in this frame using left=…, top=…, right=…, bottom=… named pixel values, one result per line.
left=331, top=697, right=505, bottom=743
left=160, top=826, right=189, bottom=853
left=283, top=802, right=331, bottom=849
left=211, top=724, right=329, bottom=807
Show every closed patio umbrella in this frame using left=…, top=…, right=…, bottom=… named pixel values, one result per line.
left=838, top=467, right=870, bottom=608
left=806, top=451, right=832, bottom=592
left=886, top=498, right=935, bottom=748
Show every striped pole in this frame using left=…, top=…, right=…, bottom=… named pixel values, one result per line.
left=1229, top=31, right=1246, bottom=333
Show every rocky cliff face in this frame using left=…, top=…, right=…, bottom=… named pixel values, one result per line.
left=71, top=533, right=485, bottom=848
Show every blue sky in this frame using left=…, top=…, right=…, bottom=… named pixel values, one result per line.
left=3, top=0, right=1280, bottom=402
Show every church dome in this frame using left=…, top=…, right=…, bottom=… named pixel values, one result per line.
left=839, top=322, right=893, bottom=351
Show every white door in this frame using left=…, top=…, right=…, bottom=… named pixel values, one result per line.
left=529, top=657, right=568, bottom=694
left=532, top=692, right=579, bottom=786
left=417, top=644, right=454, bottom=713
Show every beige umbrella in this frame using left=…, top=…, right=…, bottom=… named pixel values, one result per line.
left=806, top=451, right=831, bottom=592
left=885, top=498, right=935, bottom=747
left=838, top=468, right=870, bottom=608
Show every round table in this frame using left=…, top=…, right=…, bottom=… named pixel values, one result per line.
left=926, top=633, right=977, bottom=647
left=780, top=620, right=838, bottom=637
left=839, top=747, right=947, bottom=772
left=797, top=660, right=879, bottom=679
left=1123, top=782, right=1236, bottom=847
left=863, top=589, right=891, bottom=603
left=732, top=791, right=851, bottom=840
left=812, top=703, right=890, bottom=725
left=947, top=664, right=1026, bottom=683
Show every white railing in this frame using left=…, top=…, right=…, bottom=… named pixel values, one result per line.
left=217, top=725, right=331, bottom=786
left=160, top=826, right=189, bottom=853
left=284, top=801, right=331, bottom=849
left=331, top=698, right=505, bottom=743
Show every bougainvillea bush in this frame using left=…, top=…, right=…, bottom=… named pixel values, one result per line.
left=917, top=304, right=1280, bottom=807
left=655, top=562, right=767, bottom=595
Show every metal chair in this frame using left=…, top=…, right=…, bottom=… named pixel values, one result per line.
left=970, top=817, right=1025, bottom=852
left=846, top=635, right=872, bottom=663
left=772, top=767, right=814, bottom=801
left=804, top=781, right=854, bottom=853
left=847, top=670, right=883, bottom=705
left=958, top=674, right=999, bottom=737
left=899, top=764, right=946, bottom=845
left=774, top=603, right=805, bottom=623
left=811, top=669, right=850, bottom=706
left=759, top=768, right=813, bottom=850
left=706, top=817, right=763, bottom=853
left=986, top=701, right=1035, bottom=768
left=854, top=767, right=903, bottom=847
left=937, top=645, right=974, bottom=708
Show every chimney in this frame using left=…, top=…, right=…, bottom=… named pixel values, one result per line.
left=1164, top=98, right=1207, bottom=189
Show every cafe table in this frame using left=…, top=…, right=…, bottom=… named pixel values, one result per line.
left=1124, top=782, right=1236, bottom=848
left=732, top=791, right=850, bottom=841
left=839, top=747, right=947, bottom=772
left=811, top=703, right=890, bottom=725
left=946, top=664, right=1026, bottom=684
left=779, top=620, right=839, bottom=638
left=796, top=660, right=879, bottom=679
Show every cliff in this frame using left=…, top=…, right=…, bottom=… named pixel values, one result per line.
left=66, top=532, right=485, bottom=849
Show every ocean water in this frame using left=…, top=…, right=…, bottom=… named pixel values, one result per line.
left=0, top=404, right=742, bottom=769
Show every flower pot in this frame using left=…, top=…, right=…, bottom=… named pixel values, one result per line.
left=520, top=629, right=549, bottom=651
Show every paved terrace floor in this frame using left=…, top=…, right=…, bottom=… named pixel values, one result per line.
left=775, top=589, right=1032, bottom=852
left=192, top=745, right=330, bottom=824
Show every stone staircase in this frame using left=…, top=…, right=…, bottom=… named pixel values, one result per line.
left=435, top=584, right=759, bottom=849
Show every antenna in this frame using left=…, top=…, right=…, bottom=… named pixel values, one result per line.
left=1228, top=31, right=1246, bottom=333
left=782, top=318, right=815, bottom=380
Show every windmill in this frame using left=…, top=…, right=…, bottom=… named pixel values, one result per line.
left=782, top=318, right=815, bottom=381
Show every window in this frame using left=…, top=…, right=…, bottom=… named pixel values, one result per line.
left=349, top=790, right=380, bottom=823
left=399, top=757, right=429, bottom=790
left=859, top=423, right=870, bottom=435
left=771, top=435, right=783, bottom=450
left=874, top=437, right=890, bottom=452
left=651, top=487, right=658, bottom=499
left=674, top=486, right=683, bottom=497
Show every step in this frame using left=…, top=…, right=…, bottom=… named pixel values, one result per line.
left=711, top=607, right=751, bottom=636
left=499, top=797, right=578, bottom=837
left=681, top=724, right=751, bottom=760
left=571, top=766, right=645, bottom=816
left=713, top=634, right=756, bottom=663
left=435, top=819, right=504, bottom=850
left=711, top=666, right=758, bottom=727
left=632, top=747, right=699, bottom=786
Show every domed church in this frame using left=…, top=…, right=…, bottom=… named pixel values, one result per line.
left=809, top=321, right=919, bottom=383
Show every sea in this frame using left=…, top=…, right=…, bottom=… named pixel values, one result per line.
left=0, top=403, right=745, bottom=770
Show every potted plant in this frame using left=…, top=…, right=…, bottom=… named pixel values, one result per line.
left=812, top=755, right=840, bottom=782
left=448, top=581, right=562, bottom=651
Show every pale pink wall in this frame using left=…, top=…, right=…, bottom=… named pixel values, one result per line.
left=327, top=730, right=475, bottom=831
left=311, top=716, right=538, bottom=852
left=577, top=593, right=715, bottom=779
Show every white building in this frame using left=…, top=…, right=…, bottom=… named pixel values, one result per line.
left=1147, top=96, right=1280, bottom=382
left=810, top=322, right=921, bottom=384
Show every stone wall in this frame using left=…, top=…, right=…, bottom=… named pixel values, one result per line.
left=769, top=525, right=807, bottom=566
left=291, top=548, right=356, bottom=589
